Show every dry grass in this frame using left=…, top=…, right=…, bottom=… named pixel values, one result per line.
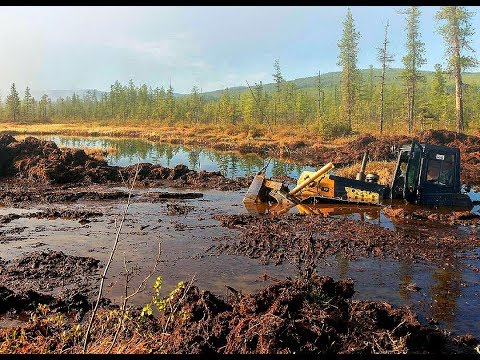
left=0, top=306, right=160, bottom=354
left=335, top=160, right=397, bottom=186
left=0, top=121, right=328, bottom=151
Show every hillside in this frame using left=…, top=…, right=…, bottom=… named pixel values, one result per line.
left=198, top=67, right=480, bottom=100
left=19, top=67, right=480, bottom=102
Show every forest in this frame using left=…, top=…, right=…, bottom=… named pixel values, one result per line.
left=0, top=6, right=478, bottom=137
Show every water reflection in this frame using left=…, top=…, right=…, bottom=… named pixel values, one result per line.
left=244, top=201, right=382, bottom=221
left=398, top=258, right=414, bottom=301
left=43, top=136, right=316, bottom=179
left=336, top=253, right=350, bottom=281
left=429, top=262, right=462, bottom=326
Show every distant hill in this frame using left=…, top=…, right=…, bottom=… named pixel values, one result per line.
left=196, top=67, right=480, bottom=100
left=24, top=68, right=480, bottom=102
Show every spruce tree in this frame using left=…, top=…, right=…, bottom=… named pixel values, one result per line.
left=337, top=8, right=360, bottom=132
left=6, top=83, right=21, bottom=122
left=400, top=6, right=426, bottom=134
left=436, top=6, right=477, bottom=133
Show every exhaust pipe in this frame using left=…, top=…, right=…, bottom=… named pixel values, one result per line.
left=356, top=150, right=369, bottom=181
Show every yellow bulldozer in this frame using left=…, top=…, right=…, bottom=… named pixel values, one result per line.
left=243, top=140, right=472, bottom=214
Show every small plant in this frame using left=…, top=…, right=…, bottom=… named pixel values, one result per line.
left=141, top=276, right=185, bottom=318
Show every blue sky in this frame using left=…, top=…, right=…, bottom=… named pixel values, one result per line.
left=0, top=6, right=479, bottom=96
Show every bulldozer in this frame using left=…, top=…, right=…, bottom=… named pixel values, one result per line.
left=243, top=139, right=472, bottom=212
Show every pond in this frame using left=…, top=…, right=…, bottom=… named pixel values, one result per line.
left=41, top=136, right=317, bottom=179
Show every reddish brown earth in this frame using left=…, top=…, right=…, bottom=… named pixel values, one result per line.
left=153, top=275, right=477, bottom=354
left=0, top=135, right=251, bottom=191
left=213, top=214, right=480, bottom=267
left=1, top=133, right=479, bottom=353
left=0, top=251, right=104, bottom=316
left=383, top=206, right=480, bottom=227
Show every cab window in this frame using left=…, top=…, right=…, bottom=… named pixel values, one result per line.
left=426, top=153, right=454, bottom=187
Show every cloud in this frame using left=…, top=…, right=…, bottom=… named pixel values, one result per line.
left=105, top=32, right=209, bottom=72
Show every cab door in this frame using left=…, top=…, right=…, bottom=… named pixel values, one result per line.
left=404, top=140, right=423, bottom=203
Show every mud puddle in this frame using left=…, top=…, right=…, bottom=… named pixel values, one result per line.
left=0, top=185, right=479, bottom=339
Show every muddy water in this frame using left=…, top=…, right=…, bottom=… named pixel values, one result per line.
left=0, top=135, right=479, bottom=339
left=0, top=186, right=479, bottom=338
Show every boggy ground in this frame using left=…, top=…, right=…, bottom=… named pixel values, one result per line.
left=1, top=134, right=480, bottom=353
left=290, top=130, right=480, bottom=186
left=382, top=206, right=480, bottom=227
left=213, top=213, right=480, bottom=267
left=0, top=135, right=250, bottom=207
left=0, top=251, right=104, bottom=318
left=0, top=274, right=478, bottom=354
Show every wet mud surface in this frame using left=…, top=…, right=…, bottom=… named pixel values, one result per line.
left=155, top=275, right=477, bottom=354
left=213, top=213, right=480, bottom=266
left=0, top=134, right=480, bottom=353
left=0, top=251, right=103, bottom=316
left=383, top=206, right=480, bottom=227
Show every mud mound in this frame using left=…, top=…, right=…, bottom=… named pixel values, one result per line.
left=28, top=209, right=103, bottom=222
left=382, top=206, right=480, bottom=227
left=158, top=275, right=477, bottom=354
left=0, top=251, right=104, bottom=318
left=0, top=286, right=91, bottom=314
left=0, top=135, right=250, bottom=190
left=213, top=214, right=480, bottom=266
left=0, top=251, right=100, bottom=298
left=1, top=136, right=114, bottom=183
left=0, top=275, right=477, bottom=354
left=119, top=163, right=251, bottom=191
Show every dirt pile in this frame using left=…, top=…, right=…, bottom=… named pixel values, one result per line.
left=0, top=274, right=477, bottom=354
left=0, top=251, right=101, bottom=310
left=0, top=286, right=91, bottom=315
left=28, top=208, right=103, bottom=223
left=308, top=133, right=410, bottom=166
left=119, top=163, right=251, bottom=190
left=157, top=275, right=477, bottom=354
left=383, top=206, right=480, bottom=227
left=0, top=135, right=117, bottom=184
left=213, top=214, right=480, bottom=266
left=0, top=135, right=250, bottom=190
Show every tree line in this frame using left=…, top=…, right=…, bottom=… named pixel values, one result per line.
left=0, top=6, right=477, bottom=136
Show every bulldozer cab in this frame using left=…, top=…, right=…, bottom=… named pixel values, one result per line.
left=390, top=140, right=471, bottom=207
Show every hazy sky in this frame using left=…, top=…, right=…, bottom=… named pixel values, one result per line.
left=0, top=6, right=479, bottom=95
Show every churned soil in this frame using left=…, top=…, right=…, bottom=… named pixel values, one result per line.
left=0, top=135, right=250, bottom=191
left=383, top=206, right=480, bottom=227
left=213, top=214, right=480, bottom=266
left=0, top=251, right=102, bottom=315
left=154, top=275, right=478, bottom=354
left=0, top=209, right=103, bottom=224
left=2, top=274, right=478, bottom=354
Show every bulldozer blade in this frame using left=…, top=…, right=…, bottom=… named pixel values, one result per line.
left=243, top=173, right=268, bottom=203
left=243, top=173, right=296, bottom=204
